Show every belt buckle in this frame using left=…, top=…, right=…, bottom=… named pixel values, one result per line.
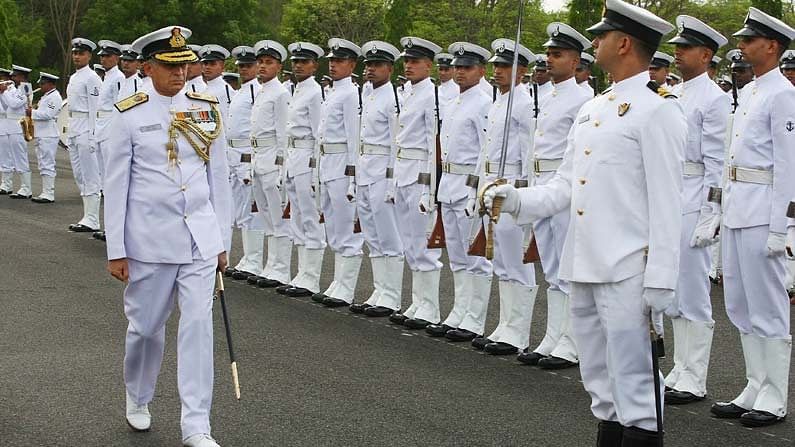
left=359, top=143, right=364, bottom=156
left=320, top=144, right=325, bottom=155
left=485, top=160, right=493, bottom=173
left=251, top=139, right=258, bottom=148
left=442, top=162, right=450, bottom=173
left=729, top=166, right=737, bottom=181
left=534, top=159, right=541, bottom=176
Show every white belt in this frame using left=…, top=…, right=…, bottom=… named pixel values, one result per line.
left=251, top=136, right=277, bottom=148
left=728, top=165, right=773, bottom=185
left=69, top=111, right=88, bottom=118
left=360, top=143, right=390, bottom=156
left=0, top=112, right=5, bottom=119
left=320, top=143, right=347, bottom=155
left=96, top=110, right=113, bottom=118
left=442, top=162, right=475, bottom=175
left=485, top=160, right=521, bottom=176
left=397, top=147, right=428, bottom=161
left=5, top=113, right=23, bottom=120
left=288, top=138, right=315, bottom=150
left=227, top=138, right=251, bottom=148
left=683, top=161, right=705, bottom=177
left=533, top=158, right=563, bottom=175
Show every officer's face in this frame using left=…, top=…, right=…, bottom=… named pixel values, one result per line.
left=674, top=44, right=710, bottom=79
left=72, top=50, right=91, bottom=69
left=39, top=81, right=55, bottom=93
left=364, top=61, right=392, bottom=87
left=492, top=63, right=527, bottom=92
left=121, top=59, right=138, bottom=77
left=100, top=54, right=119, bottom=71
left=575, top=66, right=590, bottom=84
left=546, top=47, right=579, bottom=82
left=737, top=36, right=779, bottom=69
left=256, top=55, right=282, bottom=83
left=187, top=62, right=202, bottom=80
left=404, top=57, right=432, bottom=83
left=237, top=62, right=257, bottom=83
left=201, top=59, right=224, bottom=81
left=783, top=68, right=795, bottom=86
left=291, top=59, right=318, bottom=82
left=11, top=73, right=25, bottom=87
left=438, top=66, right=453, bottom=82
left=453, top=64, right=484, bottom=90
left=647, top=66, right=668, bottom=84
left=533, top=68, right=550, bottom=84
left=144, top=61, right=187, bottom=97
left=732, top=67, right=754, bottom=89
left=328, top=57, right=355, bottom=81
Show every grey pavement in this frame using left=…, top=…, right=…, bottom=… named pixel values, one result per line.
left=0, top=148, right=793, bottom=446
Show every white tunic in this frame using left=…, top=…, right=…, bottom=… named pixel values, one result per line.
left=96, top=65, right=125, bottom=143
left=66, top=65, right=102, bottom=139
left=285, top=76, right=321, bottom=178
left=318, top=76, right=359, bottom=182
left=437, top=78, right=458, bottom=121
left=480, top=86, right=533, bottom=182
left=394, top=77, right=436, bottom=187
left=30, top=89, right=63, bottom=138
left=202, top=76, right=233, bottom=119
left=533, top=77, right=591, bottom=164
left=357, top=82, right=397, bottom=186
left=250, top=77, right=289, bottom=175
left=0, top=85, right=26, bottom=135
left=118, top=74, right=142, bottom=101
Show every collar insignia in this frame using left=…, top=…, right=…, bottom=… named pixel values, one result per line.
left=618, top=103, right=631, bottom=117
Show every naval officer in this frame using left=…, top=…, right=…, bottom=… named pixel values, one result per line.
left=29, top=72, right=63, bottom=203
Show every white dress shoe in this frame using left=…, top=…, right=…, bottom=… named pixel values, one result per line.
left=125, top=393, right=151, bottom=431
left=183, top=433, right=221, bottom=447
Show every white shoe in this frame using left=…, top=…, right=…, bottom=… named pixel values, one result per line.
left=183, top=433, right=221, bottom=447
left=125, top=393, right=151, bottom=431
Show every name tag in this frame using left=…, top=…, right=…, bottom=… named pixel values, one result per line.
left=578, top=114, right=590, bottom=124
left=139, top=124, right=162, bottom=133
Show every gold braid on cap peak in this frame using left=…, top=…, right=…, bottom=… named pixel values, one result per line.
left=155, top=50, right=198, bottom=63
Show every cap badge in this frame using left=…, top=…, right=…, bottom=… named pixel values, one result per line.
left=497, top=42, right=505, bottom=53
left=678, top=23, right=685, bottom=33
left=296, top=43, right=303, bottom=52
left=552, top=26, right=560, bottom=37
left=333, top=43, right=340, bottom=51
left=169, top=28, right=186, bottom=49
left=406, top=39, right=413, bottom=48
left=370, top=45, right=378, bottom=54
left=618, top=103, right=631, bottom=117
left=458, top=45, right=465, bottom=55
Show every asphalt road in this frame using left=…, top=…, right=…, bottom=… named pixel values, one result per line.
left=0, top=148, right=793, bottom=446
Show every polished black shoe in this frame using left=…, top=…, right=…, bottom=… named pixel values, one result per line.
left=0, top=189, right=10, bottom=195
left=322, top=297, right=349, bottom=308
left=257, top=278, right=283, bottom=288
left=596, top=420, right=623, bottom=447
left=31, top=196, right=54, bottom=203
left=9, top=192, right=31, bottom=199
left=247, top=275, right=264, bottom=285
left=517, top=350, right=546, bottom=365
left=425, top=324, right=454, bottom=337
left=69, top=223, right=97, bottom=233
left=710, top=402, right=749, bottom=419
left=311, top=292, right=326, bottom=303
left=484, top=342, right=519, bottom=355
left=665, top=389, right=704, bottom=405
left=538, top=356, right=577, bottom=370
left=232, top=270, right=254, bottom=281
left=275, top=284, right=292, bottom=295
left=621, top=426, right=660, bottom=447
left=445, top=328, right=478, bottom=342
left=739, top=410, right=785, bottom=427
left=364, top=306, right=395, bottom=317
left=471, top=337, right=493, bottom=350
left=92, top=231, right=106, bottom=241
left=349, top=303, right=371, bottom=314
left=224, top=267, right=237, bottom=277
left=284, top=287, right=312, bottom=297
left=403, top=318, right=431, bottom=329
left=389, top=312, right=408, bottom=325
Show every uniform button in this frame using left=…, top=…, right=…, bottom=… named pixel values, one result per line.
left=579, top=178, right=586, bottom=185
left=584, top=148, right=592, bottom=155
left=594, top=121, right=600, bottom=127
left=184, top=214, right=188, bottom=219
left=608, top=94, right=616, bottom=101
left=181, top=185, right=186, bottom=191
left=577, top=209, right=584, bottom=216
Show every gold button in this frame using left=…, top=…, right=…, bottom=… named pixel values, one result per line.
left=594, top=121, right=600, bottom=127
left=584, top=148, right=592, bottom=155
left=579, top=178, right=586, bottom=185
left=577, top=209, right=584, bottom=216
left=181, top=185, right=186, bottom=191
left=608, top=94, right=616, bottom=101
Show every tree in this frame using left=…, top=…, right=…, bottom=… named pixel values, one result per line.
left=280, top=0, right=386, bottom=46
left=0, top=0, right=46, bottom=71
left=752, top=0, right=783, bottom=17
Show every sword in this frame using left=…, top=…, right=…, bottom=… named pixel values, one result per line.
left=649, top=311, right=664, bottom=444
left=215, top=272, right=241, bottom=400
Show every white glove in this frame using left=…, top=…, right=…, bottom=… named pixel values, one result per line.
left=384, top=179, right=396, bottom=204
left=787, top=227, right=795, bottom=259
left=689, top=208, right=721, bottom=248
left=643, top=288, right=675, bottom=313
left=418, top=188, right=431, bottom=214
left=309, top=180, right=317, bottom=199
left=767, top=232, right=786, bottom=257
left=464, top=196, right=477, bottom=218
left=346, top=179, right=356, bottom=202
left=482, top=183, right=520, bottom=216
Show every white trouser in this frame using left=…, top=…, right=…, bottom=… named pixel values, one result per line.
left=667, top=211, right=713, bottom=322
left=69, top=134, right=101, bottom=196
left=67, top=143, right=84, bottom=195
left=534, top=289, right=579, bottom=363
left=321, top=177, right=363, bottom=257
left=403, top=269, right=441, bottom=323
left=4, top=133, right=29, bottom=173
left=731, top=333, right=791, bottom=417
left=486, top=280, right=538, bottom=349
left=0, top=134, right=14, bottom=175
left=664, top=318, right=714, bottom=397
left=493, top=217, right=535, bottom=286
left=395, top=183, right=442, bottom=272
left=441, top=201, right=492, bottom=276
left=252, top=170, right=290, bottom=239
left=96, top=140, right=105, bottom=189
left=124, top=255, right=216, bottom=440
left=571, top=273, right=662, bottom=432
left=285, top=172, right=325, bottom=250
left=533, top=207, right=570, bottom=293
left=35, top=136, right=58, bottom=178
left=709, top=238, right=722, bottom=278
left=722, top=225, right=790, bottom=338
left=230, top=168, right=263, bottom=230
left=357, top=179, right=403, bottom=257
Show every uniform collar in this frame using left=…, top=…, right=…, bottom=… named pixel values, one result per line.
left=206, top=75, right=225, bottom=86
left=106, top=65, right=121, bottom=76
left=241, top=77, right=259, bottom=89
left=330, top=76, right=354, bottom=91
left=552, top=76, right=577, bottom=92
left=263, top=76, right=281, bottom=88
left=412, top=77, right=433, bottom=91
left=76, top=65, right=91, bottom=74
left=611, top=70, right=651, bottom=95
left=753, top=66, right=784, bottom=88
left=681, top=71, right=709, bottom=91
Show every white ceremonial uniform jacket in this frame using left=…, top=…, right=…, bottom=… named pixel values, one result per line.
left=250, top=77, right=289, bottom=176
left=117, top=74, right=142, bottom=101
left=202, top=76, right=233, bottom=119
left=357, top=81, right=398, bottom=187
left=66, top=65, right=102, bottom=140
left=285, top=76, right=321, bottom=178
left=226, top=77, right=259, bottom=168
left=438, top=79, right=458, bottom=121
left=479, top=85, right=533, bottom=182
left=515, top=71, right=686, bottom=290
left=579, top=81, right=595, bottom=98
left=394, top=77, right=436, bottom=188
left=479, top=77, right=495, bottom=100
left=0, top=85, right=26, bottom=135
left=536, top=81, right=553, bottom=101
left=31, top=89, right=63, bottom=138
left=96, top=65, right=125, bottom=143
left=184, top=76, right=207, bottom=94
left=318, top=76, right=359, bottom=183
left=723, top=68, right=795, bottom=234
left=670, top=72, right=730, bottom=215
left=437, top=85, right=490, bottom=204
left=103, top=84, right=232, bottom=263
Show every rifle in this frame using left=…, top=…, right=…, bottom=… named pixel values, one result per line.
left=352, top=73, right=363, bottom=234
left=521, top=81, right=541, bottom=264
left=427, top=80, right=446, bottom=249
left=316, top=76, right=325, bottom=224
left=468, top=79, right=500, bottom=256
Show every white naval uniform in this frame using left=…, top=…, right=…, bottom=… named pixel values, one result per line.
left=514, top=71, right=685, bottom=431
left=285, top=76, right=325, bottom=293
left=437, top=85, right=492, bottom=329
left=437, top=78, right=458, bottom=122
left=250, top=77, right=292, bottom=285
left=721, top=68, right=795, bottom=418
left=66, top=65, right=102, bottom=195
left=663, top=72, right=729, bottom=398
left=96, top=65, right=125, bottom=188
left=536, top=81, right=553, bottom=101
left=475, top=86, right=536, bottom=349
left=202, top=75, right=234, bottom=251
left=0, top=85, right=29, bottom=193
left=31, top=89, right=63, bottom=201
left=394, top=77, right=442, bottom=323
left=0, top=95, right=8, bottom=190
left=531, top=76, right=591, bottom=362
left=579, top=80, right=595, bottom=97
left=356, top=81, right=404, bottom=310
left=185, top=75, right=207, bottom=95
left=117, top=73, right=142, bottom=100
left=318, top=76, right=364, bottom=303
left=103, top=84, right=232, bottom=440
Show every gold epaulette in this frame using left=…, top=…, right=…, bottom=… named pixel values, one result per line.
left=114, top=92, right=148, bottom=112
left=657, top=87, right=677, bottom=100
left=186, top=91, right=219, bottom=103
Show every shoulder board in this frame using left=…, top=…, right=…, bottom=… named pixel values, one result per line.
left=600, top=87, right=613, bottom=96
left=186, top=91, right=219, bottom=103
left=646, top=81, right=677, bottom=100
left=114, top=92, right=149, bottom=112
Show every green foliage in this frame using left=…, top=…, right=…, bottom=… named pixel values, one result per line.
left=0, top=0, right=46, bottom=69
left=281, top=0, right=386, bottom=46
left=751, top=0, right=783, bottom=17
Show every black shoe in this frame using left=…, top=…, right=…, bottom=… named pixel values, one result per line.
left=247, top=275, right=264, bottom=285
left=275, top=284, right=292, bottom=295
left=621, top=426, right=660, bottom=447
left=257, top=278, right=283, bottom=288
left=389, top=312, right=408, bottom=325
left=364, top=306, right=395, bottom=317
left=232, top=270, right=254, bottom=281
left=0, top=189, right=10, bottom=195
left=403, top=318, right=431, bottom=329
left=538, top=356, right=577, bottom=370
left=31, top=196, right=54, bottom=203
left=484, top=342, right=519, bottom=355
left=322, top=297, right=349, bottom=308
left=425, top=324, right=454, bottom=337
left=665, top=389, right=704, bottom=405
left=68, top=223, right=97, bottom=233
left=350, top=303, right=371, bottom=314
left=471, top=337, right=493, bottom=350
left=92, top=231, right=106, bottom=241
left=710, top=402, right=749, bottom=419
left=311, top=293, right=326, bottom=303
left=284, top=287, right=312, bottom=297
left=517, top=350, right=547, bottom=365
left=224, top=267, right=237, bottom=277
left=596, top=420, right=623, bottom=447
left=9, top=192, right=31, bottom=199
left=739, top=410, right=786, bottom=427
left=445, top=328, right=478, bottom=342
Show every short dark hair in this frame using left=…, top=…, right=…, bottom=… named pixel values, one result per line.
left=629, top=35, right=655, bottom=64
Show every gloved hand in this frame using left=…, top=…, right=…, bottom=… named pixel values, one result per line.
left=643, top=288, right=675, bottom=313
left=346, top=179, right=356, bottom=202
left=787, top=227, right=795, bottom=259
left=689, top=208, right=721, bottom=248
left=384, top=179, right=396, bottom=204
left=464, top=196, right=477, bottom=218
left=482, top=183, right=520, bottom=216
left=418, top=188, right=431, bottom=214
left=767, top=232, right=786, bottom=257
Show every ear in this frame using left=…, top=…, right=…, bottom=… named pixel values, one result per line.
left=617, top=35, right=632, bottom=56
